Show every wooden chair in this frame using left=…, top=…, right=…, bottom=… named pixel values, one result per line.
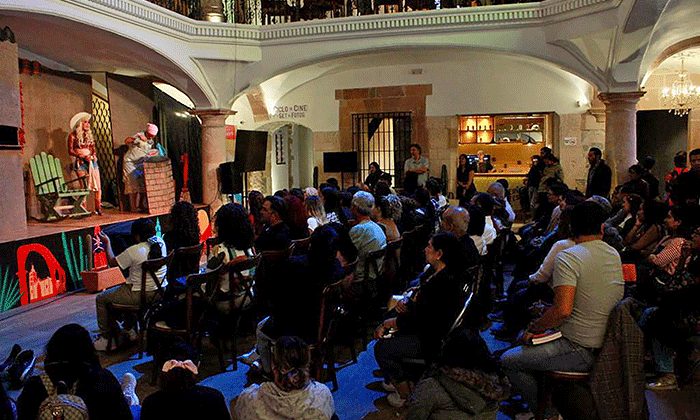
left=384, top=238, right=403, bottom=292
left=107, top=251, right=174, bottom=358
left=149, top=263, right=224, bottom=384
left=311, top=259, right=358, bottom=391
left=29, top=152, right=91, bottom=221
left=205, top=236, right=221, bottom=259
left=224, top=255, right=261, bottom=369
left=400, top=290, right=475, bottom=373
left=487, top=228, right=511, bottom=298
left=288, top=236, right=312, bottom=256
left=536, top=371, right=591, bottom=420
left=170, top=243, right=204, bottom=286
left=254, top=250, right=290, bottom=312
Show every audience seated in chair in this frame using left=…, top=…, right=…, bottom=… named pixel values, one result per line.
left=163, top=201, right=201, bottom=285
left=209, top=203, right=256, bottom=313
left=440, top=206, right=480, bottom=269
left=141, top=342, right=229, bottom=420
left=349, top=191, right=387, bottom=285
left=492, top=207, right=576, bottom=342
left=501, top=201, right=624, bottom=419
left=250, top=225, right=346, bottom=374
left=234, top=336, right=335, bottom=420
left=372, top=194, right=403, bottom=243
left=470, top=193, right=497, bottom=248
left=284, top=195, right=311, bottom=240
left=255, top=196, right=292, bottom=252
left=94, top=218, right=167, bottom=351
left=374, top=232, right=465, bottom=408
left=621, top=199, right=666, bottom=263
left=17, top=324, right=132, bottom=420
left=640, top=220, right=700, bottom=391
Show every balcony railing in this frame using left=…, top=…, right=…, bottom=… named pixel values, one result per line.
left=147, top=0, right=202, bottom=19
left=146, top=0, right=541, bottom=23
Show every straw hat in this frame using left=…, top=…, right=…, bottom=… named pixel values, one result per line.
left=70, top=112, right=91, bottom=131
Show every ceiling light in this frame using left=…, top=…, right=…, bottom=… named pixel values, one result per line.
left=660, top=55, right=700, bottom=116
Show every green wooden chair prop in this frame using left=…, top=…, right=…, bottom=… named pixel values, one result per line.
left=29, top=152, right=91, bottom=221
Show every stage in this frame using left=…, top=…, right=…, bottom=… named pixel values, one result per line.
left=0, top=204, right=210, bottom=315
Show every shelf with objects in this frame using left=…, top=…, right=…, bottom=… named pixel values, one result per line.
left=457, top=112, right=554, bottom=194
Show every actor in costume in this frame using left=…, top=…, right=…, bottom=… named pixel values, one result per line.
left=67, top=112, right=102, bottom=214
left=123, top=123, right=159, bottom=212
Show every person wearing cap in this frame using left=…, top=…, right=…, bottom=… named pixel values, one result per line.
left=67, top=112, right=102, bottom=215
left=123, top=123, right=159, bottom=212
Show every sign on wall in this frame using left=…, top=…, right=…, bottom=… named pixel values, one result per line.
left=273, top=104, right=308, bottom=119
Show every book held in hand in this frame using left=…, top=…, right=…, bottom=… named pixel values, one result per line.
left=530, top=330, right=562, bottom=345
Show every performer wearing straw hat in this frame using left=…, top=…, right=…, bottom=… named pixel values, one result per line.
left=67, top=112, right=102, bottom=215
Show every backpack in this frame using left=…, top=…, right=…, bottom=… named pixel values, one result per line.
left=37, top=373, right=89, bottom=420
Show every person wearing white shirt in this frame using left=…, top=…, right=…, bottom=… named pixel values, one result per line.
left=93, top=218, right=167, bottom=351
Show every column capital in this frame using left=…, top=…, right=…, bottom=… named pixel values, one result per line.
left=189, top=109, right=236, bottom=118
left=597, top=91, right=645, bottom=112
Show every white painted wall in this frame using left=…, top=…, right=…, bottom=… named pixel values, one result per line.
left=234, top=54, right=592, bottom=132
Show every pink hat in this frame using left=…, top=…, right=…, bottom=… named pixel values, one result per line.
left=146, top=123, right=158, bottom=137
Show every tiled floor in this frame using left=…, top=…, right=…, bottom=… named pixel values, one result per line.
left=1, top=290, right=699, bottom=419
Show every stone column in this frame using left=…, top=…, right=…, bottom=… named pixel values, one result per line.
left=598, top=91, right=645, bottom=187
left=190, top=109, right=234, bottom=210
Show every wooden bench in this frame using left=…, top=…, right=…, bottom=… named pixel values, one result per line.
left=29, top=152, right=91, bottom=221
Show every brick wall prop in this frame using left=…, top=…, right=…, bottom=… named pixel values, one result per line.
left=81, top=266, right=125, bottom=293
left=144, top=158, right=175, bottom=214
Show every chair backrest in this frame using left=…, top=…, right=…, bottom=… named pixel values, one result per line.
left=254, top=250, right=289, bottom=306
left=288, top=236, right=311, bottom=256
left=171, top=242, right=204, bottom=280
left=184, top=264, right=224, bottom=333
left=450, top=290, right=475, bottom=332
left=363, top=247, right=386, bottom=283
left=29, top=152, right=65, bottom=195
left=140, top=251, right=174, bottom=305
left=205, top=236, right=220, bottom=259
left=227, top=254, right=260, bottom=304
left=383, top=238, right=403, bottom=284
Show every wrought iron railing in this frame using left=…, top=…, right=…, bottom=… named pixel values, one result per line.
left=146, top=0, right=541, bottom=24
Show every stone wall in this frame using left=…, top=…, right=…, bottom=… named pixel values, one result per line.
left=144, top=159, right=175, bottom=214
left=558, top=112, right=606, bottom=192
left=425, top=116, right=459, bottom=195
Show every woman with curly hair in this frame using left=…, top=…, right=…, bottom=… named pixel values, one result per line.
left=234, top=336, right=334, bottom=420
left=210, top=203, right=255, bottom=312
left=164, top=202, right=200, bottom=281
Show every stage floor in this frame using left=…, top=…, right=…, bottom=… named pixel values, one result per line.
left=1, top=206, right=202, bottom=244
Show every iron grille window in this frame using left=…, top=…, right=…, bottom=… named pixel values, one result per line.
left=352, top=112, right=412, bottom=188
left=91, top=95, right=116, bottom=204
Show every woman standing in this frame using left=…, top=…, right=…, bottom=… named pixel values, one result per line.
left=67, top=112, right=102, bottom=215
left=456, top=154, right=476, bottom=203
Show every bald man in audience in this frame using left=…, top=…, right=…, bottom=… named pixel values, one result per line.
left=441, top=206, right=480, bottom=269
